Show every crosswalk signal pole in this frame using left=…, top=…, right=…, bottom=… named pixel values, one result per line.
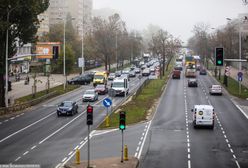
left=121, top=130, right=124, bottom=163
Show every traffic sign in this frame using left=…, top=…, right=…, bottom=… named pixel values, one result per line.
left=238, top=71, right=243, bottom=77
left=103, top=98, right=112, bottom=107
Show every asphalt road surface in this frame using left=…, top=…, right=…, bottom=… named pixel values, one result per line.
left=0, top=75, right=146, bottom=168
left=139, top=70, right=248, bottom=168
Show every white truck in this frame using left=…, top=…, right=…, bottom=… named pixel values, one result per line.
left=111, top=76, right=129, bottom=96
left=192, top=105, right=215, bottom=129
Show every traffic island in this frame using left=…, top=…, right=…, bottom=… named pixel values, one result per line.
left=64, top=156, right=139, bottom=168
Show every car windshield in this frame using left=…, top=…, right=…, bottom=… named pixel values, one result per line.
left=96, top=85, right=105, bottom=89
left=94, top=75, right=104, bottom=79
left=85, top=90, right=95, bottom=94
left=61, top=101, right=72, bottom=107
left=112, top=82, right=124, bottom=87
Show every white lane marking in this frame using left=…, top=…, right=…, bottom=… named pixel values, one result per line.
left=55, top=163, right=62, bottom=168
left=140, top=136, right=144, bottom=141
left=138, top=141, right=142, bottom=146
left=142, top=132, right=145, bottom=136
left=0, top=112, right=56, bottom=143
left=38, top=97, right=106, bottom=145
left=0, top=122, right=2, bottom=125
left=235, top=161, right=241, bottom=168
left=68, top=151, right=73, bottom=156
left=31, top=145, right=36, bottom=150
left=74, top=145, right=79, bottom=150
left=134, top=152, right=138, bottom=158
left=10, top=117, right=15, bottom=120
left=61, top=130, right=96, bottom=166
left=136, top=146, right=140, bottom=152
left=23, top=151, right=29, bottom=155
left=233, top=155, right=236, bottom=159
left=188, top=160, right=191, bottom=168
left=4, top=119, right=9, bottom=122
left=62, top=157, right=67, bottom=162
left=235, top=104, right=248, bottom=119
left=230, top=149, right=234, bottom=153
left=92, top=129, right=118, bottom=136
left=80, top=141, right=84, bottom=145
left=16, top=115, right=20, bottom=118
left=226, top=139, right=229, bottom=143
left=15, top=157, right=21, bottom=161
left=187, top=143, right=190, bottom=147
left=188, top=148, right=190, bottom=153
left=228, top=144, right=231, bottom=148
left=137, top=121, right=152, bottom=159
left=20, top=113, right=24, bottom=116
left=188, top=154, right=191, bottom=159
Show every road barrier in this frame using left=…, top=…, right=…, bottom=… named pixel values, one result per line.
left=0, top=91, right=58, bottom=115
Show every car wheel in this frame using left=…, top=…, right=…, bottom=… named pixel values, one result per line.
left=57, top=113, right=60, bottom=117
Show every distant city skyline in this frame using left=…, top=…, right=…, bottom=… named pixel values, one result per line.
left=93, top=0, right=247, bottom=43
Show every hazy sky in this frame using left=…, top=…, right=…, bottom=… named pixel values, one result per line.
left=93, top=0, right=247, bottom=43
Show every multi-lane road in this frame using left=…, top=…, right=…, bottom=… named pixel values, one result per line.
left=0, top=74, right=146, bottom=167
left=1, top=68, right=248, bottom=168
left=138, top=70, right=248, bottom=168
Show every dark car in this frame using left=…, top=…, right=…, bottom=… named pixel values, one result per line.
left=95, top=84, right=108, bottom=95
left=57, top=101, right=78, bottom=116
left=84, top=71, right=95, bottom=81
left=200, top=69, right=207, bottom=75
left=188, top=79, right=198, bottom=87
left=115, top=71, right=122, bottom=77
left=67, top=75, right=91, bottom=85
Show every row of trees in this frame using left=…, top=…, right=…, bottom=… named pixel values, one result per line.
left=40, top=13, right=143, bottom=74
left=144, top=24, right=182, bottom=76
left=0, top=0, right=49, bottom=107
left=188, top=20, right=248, bottom=69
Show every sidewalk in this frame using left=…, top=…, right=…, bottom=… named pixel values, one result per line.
left=7, top=62, right=128, bottom=102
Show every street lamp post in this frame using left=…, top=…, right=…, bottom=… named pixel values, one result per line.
left=116, top=31, right=118, bottom=71
left=81, top=0, right=84, bottom=75
left=63, top=17, right=66, bottom=91
left=5, top=5, right=19, bottom=107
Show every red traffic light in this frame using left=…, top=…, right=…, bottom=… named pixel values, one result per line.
left=87, top=105, right=93, bottom=113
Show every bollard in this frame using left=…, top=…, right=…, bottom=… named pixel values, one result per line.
left=124, top=145, right=128, bottom=161
left=75, top=149, right=80, bottom=164
left=105, top=116, right=110, bottom=127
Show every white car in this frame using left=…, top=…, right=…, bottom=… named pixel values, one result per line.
left=209, top=85, right=222, bottom=95
left=192, top=105, right=215, bottom=129
left=82, top=89, right=98, bottom=102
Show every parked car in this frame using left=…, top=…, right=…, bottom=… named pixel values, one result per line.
left=108, top=73, right=116, bottom=80
left=209, top=85, right=222, bottom=95
left=67, top=75, right=91, bottom=85
left=95, top=84, right=108, bottom=95
left=83, top=89, right=98, bottom=102
left=200, top=69, right=207, bottom=75
left=188, top=78, right=198, bottom=87
left=57, top=101, right=78, bottom=116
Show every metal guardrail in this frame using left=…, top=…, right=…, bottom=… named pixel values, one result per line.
left=0, top=91, right=58, bottom=115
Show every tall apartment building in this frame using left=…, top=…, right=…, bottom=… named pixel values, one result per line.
left=37, top=11, right=50, bottom=37
left=46, top=0, right=92, bottom=36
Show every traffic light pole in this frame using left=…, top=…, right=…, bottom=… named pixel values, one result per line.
left=121, top=130, right=124, bottom=163
left=87, top=125, right=91, bottom=168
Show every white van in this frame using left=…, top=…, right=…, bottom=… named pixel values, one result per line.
left=192, top=105, right=215, bottom=129
left=111, top=76, right=129, bottom=96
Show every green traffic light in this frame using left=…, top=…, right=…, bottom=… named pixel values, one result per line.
left=119, top=125, right=125, bottom=130
left=217, top=60, right=222, bottom=65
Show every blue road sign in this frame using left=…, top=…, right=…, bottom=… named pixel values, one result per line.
left=238, top=72, right=243, bottom=77
left=103, top=98, right=112, bottom=107
left=238, top=76, right=243, bottom=81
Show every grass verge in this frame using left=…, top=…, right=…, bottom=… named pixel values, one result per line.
left=99, top=63, right=174, bottom=129
left=216, top=76, right=248, bottom=99
left=15, top=84, right=81, bottom=104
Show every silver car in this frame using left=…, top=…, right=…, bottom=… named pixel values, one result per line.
left=83, top=89, right=98, bottom=102
left=209, top=85, right=222, bottom=95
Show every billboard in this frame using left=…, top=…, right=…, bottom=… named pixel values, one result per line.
left=36, top=42, right=60, bottom=59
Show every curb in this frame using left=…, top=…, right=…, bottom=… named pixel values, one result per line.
left=207, top=69, right=248, bottom=120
